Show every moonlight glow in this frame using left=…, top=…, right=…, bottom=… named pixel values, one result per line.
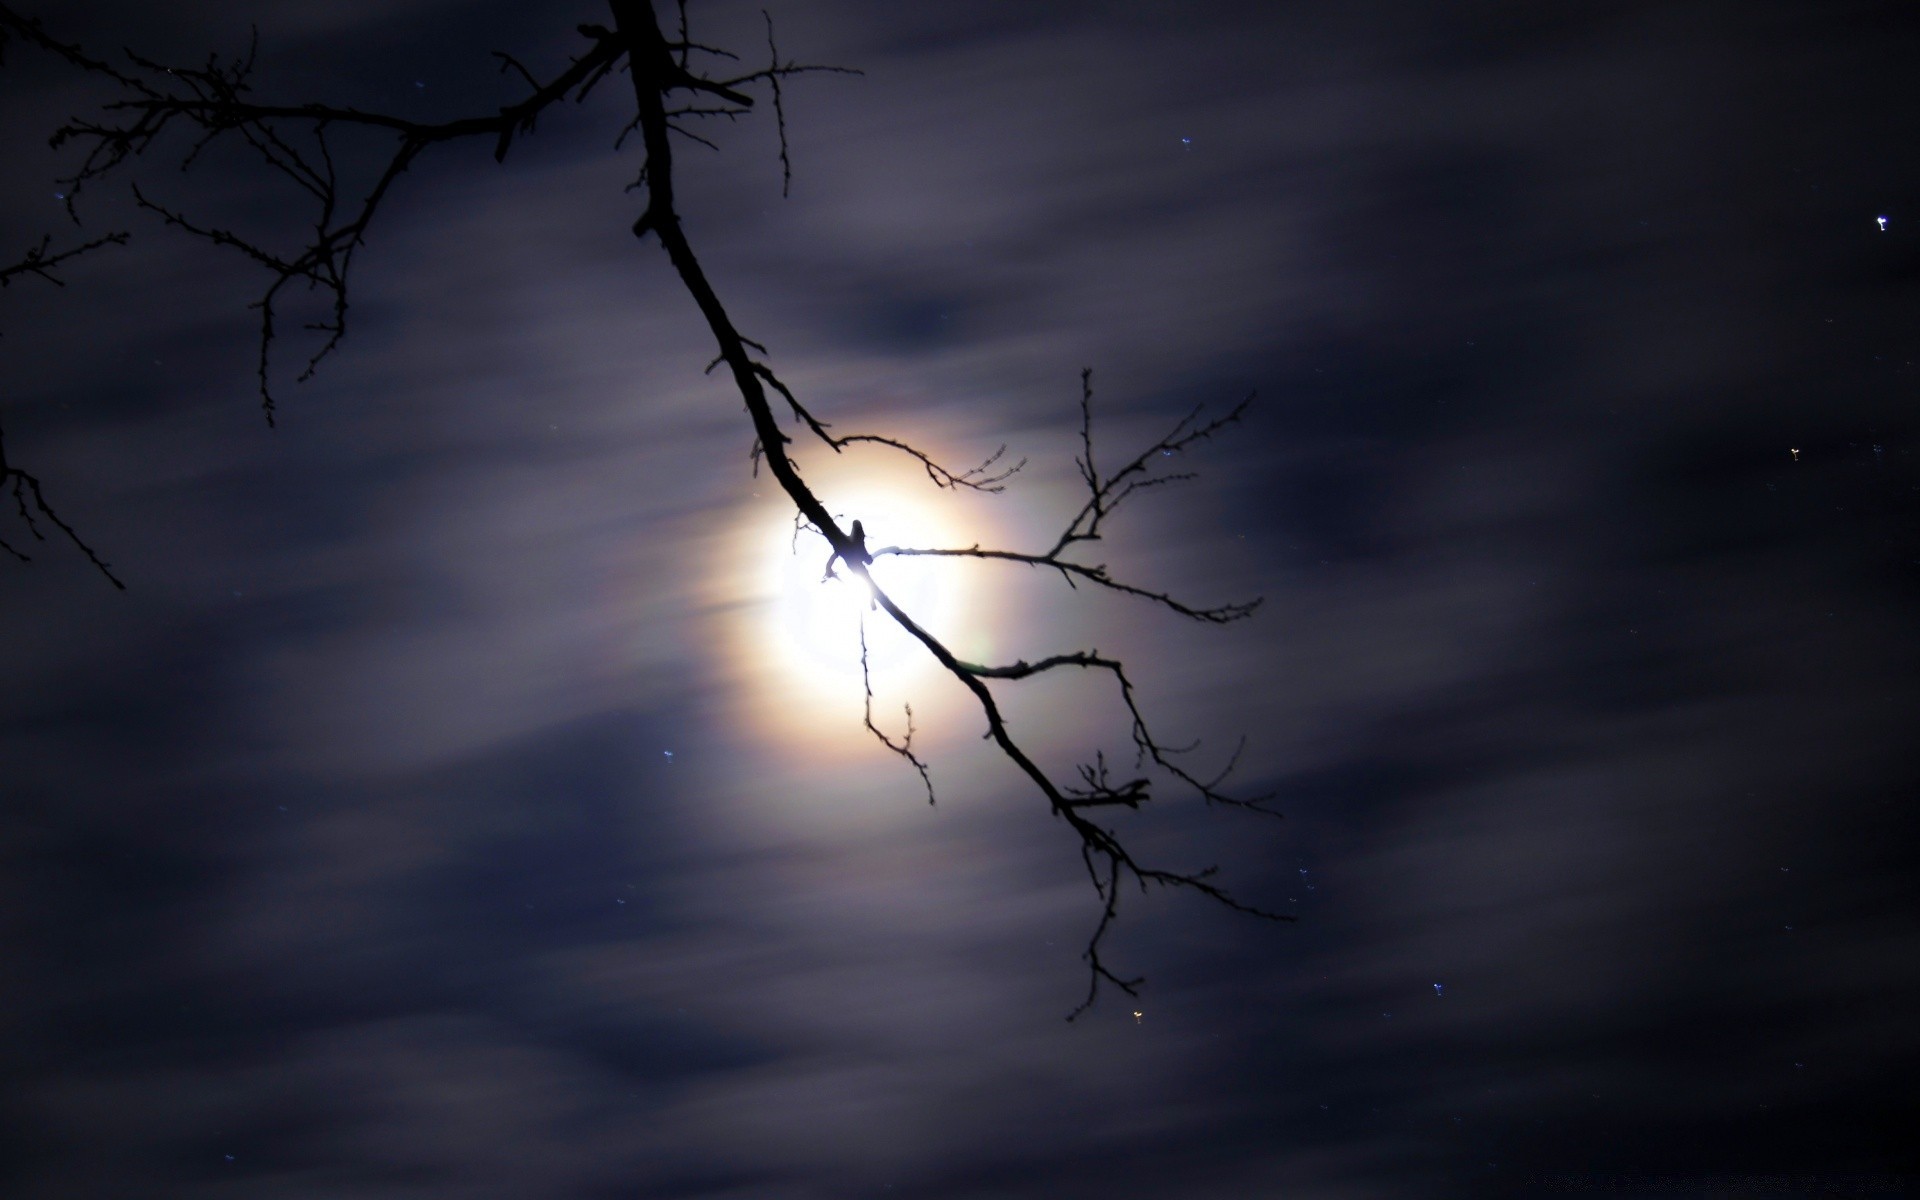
left=764, top=483, right=967, bottom=687
left=708, top=457, right=1002, bottom=757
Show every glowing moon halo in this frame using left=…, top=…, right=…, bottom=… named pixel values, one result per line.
left=763, top=482, right=966, bottom=688
left=711, top=461, right=998, bottom=756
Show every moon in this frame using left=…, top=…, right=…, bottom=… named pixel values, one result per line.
left=764, top=482, right=965, bottom=688
left=709, top=455, right=1003, bottom=758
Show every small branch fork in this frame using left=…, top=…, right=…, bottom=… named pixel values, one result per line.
left=0, top=233, right=128, bottom=587
left=873, top=369, right=1261, bottom=623
left=0, top=425, right=126, bottom=589
left=0, top=232, right=128, bottom=289
left=860, top=613, right=934, bottom=806
left=3, top=0, right=1288, bottom=1015
left=752, top=357, right=1027, bottom=490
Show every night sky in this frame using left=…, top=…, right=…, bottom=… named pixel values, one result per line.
left=3, top=2, right=1917, bottom=1197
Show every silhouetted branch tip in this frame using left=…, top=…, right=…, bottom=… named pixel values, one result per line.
left=2, top=228, right=129, bottom=585
left=861, top=617, right=934, bottom=805
left=1, top=232, right=130, bottom=289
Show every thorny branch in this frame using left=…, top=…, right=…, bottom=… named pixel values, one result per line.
left=0, top=231, right=128, bottom=289
left=2, top=0, right=1288, bottom=1015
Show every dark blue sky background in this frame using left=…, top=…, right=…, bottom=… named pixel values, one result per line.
left=3, top=2, right=1917, bottom=1196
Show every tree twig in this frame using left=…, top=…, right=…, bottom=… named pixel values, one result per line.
left=0, top=231, right=129, bottom=587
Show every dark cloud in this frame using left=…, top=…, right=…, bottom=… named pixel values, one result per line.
left=4, top=1, right=1916, bottom=1197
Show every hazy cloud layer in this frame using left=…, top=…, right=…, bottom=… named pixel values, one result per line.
left=4, top=2, right=1916, bottom=1197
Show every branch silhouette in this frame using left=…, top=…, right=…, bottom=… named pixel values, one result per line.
left=1, top=232, right=128, bottom=587
left=2, top=0, right=1289, bottom=1016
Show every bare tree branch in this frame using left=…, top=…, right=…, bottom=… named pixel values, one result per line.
left=8, top=3, right=626, bottom=422
left=612, top=0, right=1285, bottom=1015
left=0, top=232, right=129, bottom=587
left=860, top=614, right=935, bottom=806
left=869, top=374, right=1261, bottom=625
left=0, top=446, right=126, bottom=588
left=3, top=0, right=1286, bottom=1015
left=0, top=231, right=129, bottom=289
